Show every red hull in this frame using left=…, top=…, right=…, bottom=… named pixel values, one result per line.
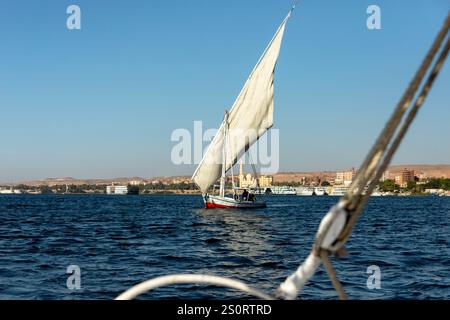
left=203, top=195, right=266, bottom=209
left=205, top=202, right=237, bottom=209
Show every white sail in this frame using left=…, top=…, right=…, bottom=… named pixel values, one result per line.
left=192, top=11, right=292, bottom=194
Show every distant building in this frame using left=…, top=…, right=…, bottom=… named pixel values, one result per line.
left=402, top=168, right=415, bottom=183
left=301, top=177, right=307, bottom=185
left=239, top=163, right=256, bottom=188
left=335, top=168, right=356, bottom=186
left=258, top=175, right=273, bottom=188
left=238, top=162, right=272, bottom=188
left=394, top=168, right=415, bottom=187
left=417, top=172, right=427, bottom=181
left=381, top=170, right=390, bottom=182
left=129, top=180, right=144, bottom=186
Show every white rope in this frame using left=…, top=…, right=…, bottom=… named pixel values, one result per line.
left=276, top=253, right=321, bottom=300
left=115, top=274, right=274, bottom=300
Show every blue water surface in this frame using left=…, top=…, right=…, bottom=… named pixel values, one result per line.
left=0, top=194, right=448, bottom=300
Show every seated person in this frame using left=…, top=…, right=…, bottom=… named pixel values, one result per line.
left=242, top=189, right=249, bottom=201
left=248, top=193, right=256, bottom=202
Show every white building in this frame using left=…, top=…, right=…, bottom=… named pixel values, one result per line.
left=129, top=180, right=144, bottom=186
left=335, top=168, right=356, bottom=186
left=381, top=171, right=390, bottom=182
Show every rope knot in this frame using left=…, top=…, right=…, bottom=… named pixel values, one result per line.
left=313, top=200, right=349, bottom=254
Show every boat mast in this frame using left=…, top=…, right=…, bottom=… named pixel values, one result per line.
left=227, top=120, right=236, bottom=192
left=219, top=111, right=229, bottom=197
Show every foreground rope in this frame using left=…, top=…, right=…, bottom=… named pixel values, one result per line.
left=115, top=274, right=274, bottom=300
left=320, top=250, right=347, bottom=300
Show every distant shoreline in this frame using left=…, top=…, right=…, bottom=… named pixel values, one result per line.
left=0, top=192, right=204, bottom=196
left=0, top=193, right=446, bottom=197
left=1, top=164, right=449, bottom=186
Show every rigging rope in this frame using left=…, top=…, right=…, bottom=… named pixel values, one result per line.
left=116, top=11, right=450, bottom=301
left=320, top=250, right=347, bottom=300
left=248, top=147, right=260, bottom=188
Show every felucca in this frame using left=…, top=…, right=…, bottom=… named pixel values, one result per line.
left=192, top=7, right=295, bottom=208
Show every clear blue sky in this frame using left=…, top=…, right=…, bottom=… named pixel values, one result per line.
left=0, top=0, right=449, bottom=182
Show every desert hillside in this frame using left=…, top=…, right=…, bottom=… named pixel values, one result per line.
left=5, top=164, right=449, bottom=186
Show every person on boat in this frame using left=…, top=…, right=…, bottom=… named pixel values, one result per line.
left=242, top=189, right=249, bottom=201
left=233, top=192, right=239, bottom=201
left=248, top=193, right=256, bottom=202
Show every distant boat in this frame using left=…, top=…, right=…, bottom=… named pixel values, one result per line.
left=262, top=186, right=297, bottom=195
left=329, top=185, right=349, bottom=196
left=314, top=187, right=329, bottom=196
left=192, top=9, right=294, bottom=209
left=0, top=186, right=14, bottom=194
left=106, top=185, right=139, bottom=195
left=296, top=187, right=315, bottom=196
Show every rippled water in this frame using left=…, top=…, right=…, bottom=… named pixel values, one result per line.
left=0, top=194, right=448, bottom=300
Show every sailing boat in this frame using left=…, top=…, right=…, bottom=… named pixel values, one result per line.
left=192, top=7, right=294, bottom=209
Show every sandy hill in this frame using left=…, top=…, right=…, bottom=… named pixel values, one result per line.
left=4, top=164, right=449, bottom=186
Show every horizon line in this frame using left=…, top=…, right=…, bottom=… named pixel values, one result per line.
left=1, top=163, right=449, bottom=184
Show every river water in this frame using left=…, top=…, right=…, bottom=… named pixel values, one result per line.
left=0, top=194, right=448, bottom=300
